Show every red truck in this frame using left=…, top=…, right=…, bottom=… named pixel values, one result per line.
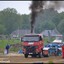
left=21, top=34, right=43, bottom=58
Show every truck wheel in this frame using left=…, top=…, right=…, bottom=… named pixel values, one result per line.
left=24, top=54, right=28, bottom=58
left=46, top=55, right=49, bottom=57
left=43, top=50, right=49, bottom=57
left=43, top=54, right=49, bottom=57
left=38, top=52, right=43, bottom=58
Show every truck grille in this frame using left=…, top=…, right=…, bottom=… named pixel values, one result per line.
left=25, top=46, right=36, bottom=53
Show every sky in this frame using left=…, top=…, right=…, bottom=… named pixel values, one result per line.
left=0, top=1, right=32, bottom=15
left=0, top=1, right=64, bottom=15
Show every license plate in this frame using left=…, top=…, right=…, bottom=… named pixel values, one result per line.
left=28, top=43, right=33, bottom=45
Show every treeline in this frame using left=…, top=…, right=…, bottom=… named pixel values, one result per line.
left=0, top=8, right=30, bottom=35
left=33, top=8, right=64, bottom=35
left=0, top=8, right=64, bottom=35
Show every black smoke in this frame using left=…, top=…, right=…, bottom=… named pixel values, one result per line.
left=30, top=1, right=64, bottom=33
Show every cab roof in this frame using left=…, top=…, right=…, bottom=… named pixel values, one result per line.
left=23, top=34, right=43, bottom=38
left=24, top=33, right=42, bottom=36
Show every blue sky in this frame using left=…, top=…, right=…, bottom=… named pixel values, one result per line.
left=0, top=1, right=31, bottom=14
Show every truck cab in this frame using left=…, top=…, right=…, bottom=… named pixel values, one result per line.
left=21, top=34, right=43, bottom=58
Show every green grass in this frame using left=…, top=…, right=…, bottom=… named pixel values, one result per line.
left=0, top=39, right=21, bottom=53
left=0, top=39, right=20, bottom=49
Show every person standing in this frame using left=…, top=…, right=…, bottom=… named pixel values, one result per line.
left=5, top=44, right=10, bottom=54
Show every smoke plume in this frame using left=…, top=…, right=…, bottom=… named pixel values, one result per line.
left=43, top=1, right=64, bottom=10
left=30, top=1, right=64, bottom=33
left=30, top=1, right=44, bottom=33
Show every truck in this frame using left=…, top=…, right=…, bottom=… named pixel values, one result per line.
left=21, top=34, right=43, bottom=58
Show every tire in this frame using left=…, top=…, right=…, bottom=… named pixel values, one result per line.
left=47, top=53, right=50, bottom=57
left=24, top=54, right=28, bottom=58
left=43, top=50, right=49, bottom=57
left=38, top=52, right=43, bottom=58
left=43, top=53, right=49, bottom=57
left=46, top=54, right=49, bottom=57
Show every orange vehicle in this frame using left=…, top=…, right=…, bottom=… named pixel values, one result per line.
left=21, top=34, right=43, bottom=58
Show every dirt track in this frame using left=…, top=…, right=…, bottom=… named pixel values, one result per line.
left=0, top=53, right=64, bottom=63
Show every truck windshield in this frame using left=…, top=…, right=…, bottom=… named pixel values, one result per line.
left=22, top=36, right=40, bottom=42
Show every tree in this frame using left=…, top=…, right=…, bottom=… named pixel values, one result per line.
left=3, top=8, right=17, bottom=14
left=20, top=14, right=30, bottom=29
left=0, top=8, right=31, bottom=35
left=57, top=19, right=64, bottom=35
left=34, top=8, right=57, bottom=33
left=0, top=24, right=6, bottom=34
left=0, top=8, right=21, bottom=34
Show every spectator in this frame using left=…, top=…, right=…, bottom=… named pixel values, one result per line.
left=5, top=44, right=10, bottom=54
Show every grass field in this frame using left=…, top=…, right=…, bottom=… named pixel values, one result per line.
left=0, top=39, right=21, bottom=53
left=0, top=39, right=20, bottom=48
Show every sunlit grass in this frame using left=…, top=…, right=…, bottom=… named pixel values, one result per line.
left=0, top=39, right=20, bottom=48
